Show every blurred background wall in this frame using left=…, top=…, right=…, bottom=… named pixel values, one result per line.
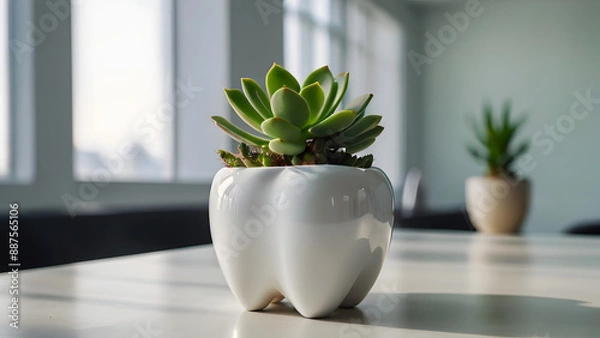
left=414, top=0, right=600, bottom=232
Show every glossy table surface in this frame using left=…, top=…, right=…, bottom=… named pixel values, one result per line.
left=2, top=230, right=600, bottom=338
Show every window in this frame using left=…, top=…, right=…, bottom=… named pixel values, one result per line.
left=72, top=0, right=175, bottom=182
left=1, top=0, right=34, bottom=184
left=284, top=0, right=405, bottom=187
left=72, top=0, right=228, bottom=183
left=284, top=0, right=346, bottom=80
left=0, top=0, right=9, bottom=180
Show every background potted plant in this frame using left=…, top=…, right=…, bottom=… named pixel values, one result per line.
left=209, top=63, right=394, bottom=318
left=465, top=100, right=531, bottom=234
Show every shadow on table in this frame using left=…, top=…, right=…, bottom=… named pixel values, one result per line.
left=237, top=293, right=600, bottom=337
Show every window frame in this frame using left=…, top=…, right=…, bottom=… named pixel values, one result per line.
left=0, top=0, right=10, bottom=180
left=1, top=0, right=35, bottom=184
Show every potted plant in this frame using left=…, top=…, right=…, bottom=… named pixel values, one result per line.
left=209, top=63, right=394, bottom=318
left=465, top=100, right=530, bottom=234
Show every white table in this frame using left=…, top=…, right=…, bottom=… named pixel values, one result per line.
left=2, top=230, right=600, bottom=338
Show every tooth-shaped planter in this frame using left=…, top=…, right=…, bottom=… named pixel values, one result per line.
left=209, top=165, right=394, bottom=318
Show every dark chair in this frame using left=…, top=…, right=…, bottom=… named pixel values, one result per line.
left=396, top=167, right=474, bottom=232
left=400, top=168, right=426, bottom=217
left=565, top=221, right=600, bottom=235
left=396, top=208, right=476, bottom=232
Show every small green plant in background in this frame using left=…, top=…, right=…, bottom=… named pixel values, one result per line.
left=211, top=63, right=384, bottom=168
left=466, top=100, right=530, bottom=177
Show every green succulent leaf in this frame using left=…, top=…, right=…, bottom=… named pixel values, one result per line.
left=317, top=73, right=349, bottom=122
left=224, top=88, right=264, bottom=132
left=269, top=138, right=306, bottom=156
left=316, top=81, right=339, bottom=122
left=301, top=152, right=316, bottom=164
left=270, top=87, right=311, bottom=128
left=303, top=65, right=334, bottom=94
left=514, top=141, right=530, bottom=155
left=467, top=115, right=488, bottom=147
left=211, top=116, right=270, bottom=147
left=509, top=115, right=528, bottom=137
left=299, top=82, right=325, bottom=123
left=502, top=141, right=529, bottom=167
left=484, top=101, right=494, bottom=133
left=218, top=150, right=246, bottom=168
left=346, top=138, right=376, bottom=154
left=347, top=125, right=384, bottom=144
left=326, top=72, right=349, bottom=117
left=241, top=78, right=273, bottom=119
left=238, top=143, right=261, bottom=167
left=260, top=153, right=273, bottom=166
left=345, top=93, right=374, bottom=120
left=466, top=143, right=486, bottom=162
left=355, top=154, right=374, bottom=168
left=502, top=100, right=512, bottom=132
left=309, top=109, right=357, bottom=137
left=239, top=143, right=252, bottom=159
left=339, top=115, right=382, bottom=140
left=303, top=66, right=338, bottom=122
left=261, top=117, right=302, bottom=141
left=265, top=63, right=300, bottom=97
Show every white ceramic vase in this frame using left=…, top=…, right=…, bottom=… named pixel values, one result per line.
left=465, top=176, right=530, bottom=234
left=209, top=165, right=394, bottom=318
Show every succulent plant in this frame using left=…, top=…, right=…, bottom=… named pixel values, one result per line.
left=211, top=63, right=383, bottom=168
left=466, top=100, right=529, bottom=177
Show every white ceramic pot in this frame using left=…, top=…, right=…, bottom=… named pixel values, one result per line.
left=209, top=165, right=394, bottom=318
left=465, top=176, right=530, bottom=234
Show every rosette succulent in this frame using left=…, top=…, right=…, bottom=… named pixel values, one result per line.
left=211, top=63, right=383, bottom=168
